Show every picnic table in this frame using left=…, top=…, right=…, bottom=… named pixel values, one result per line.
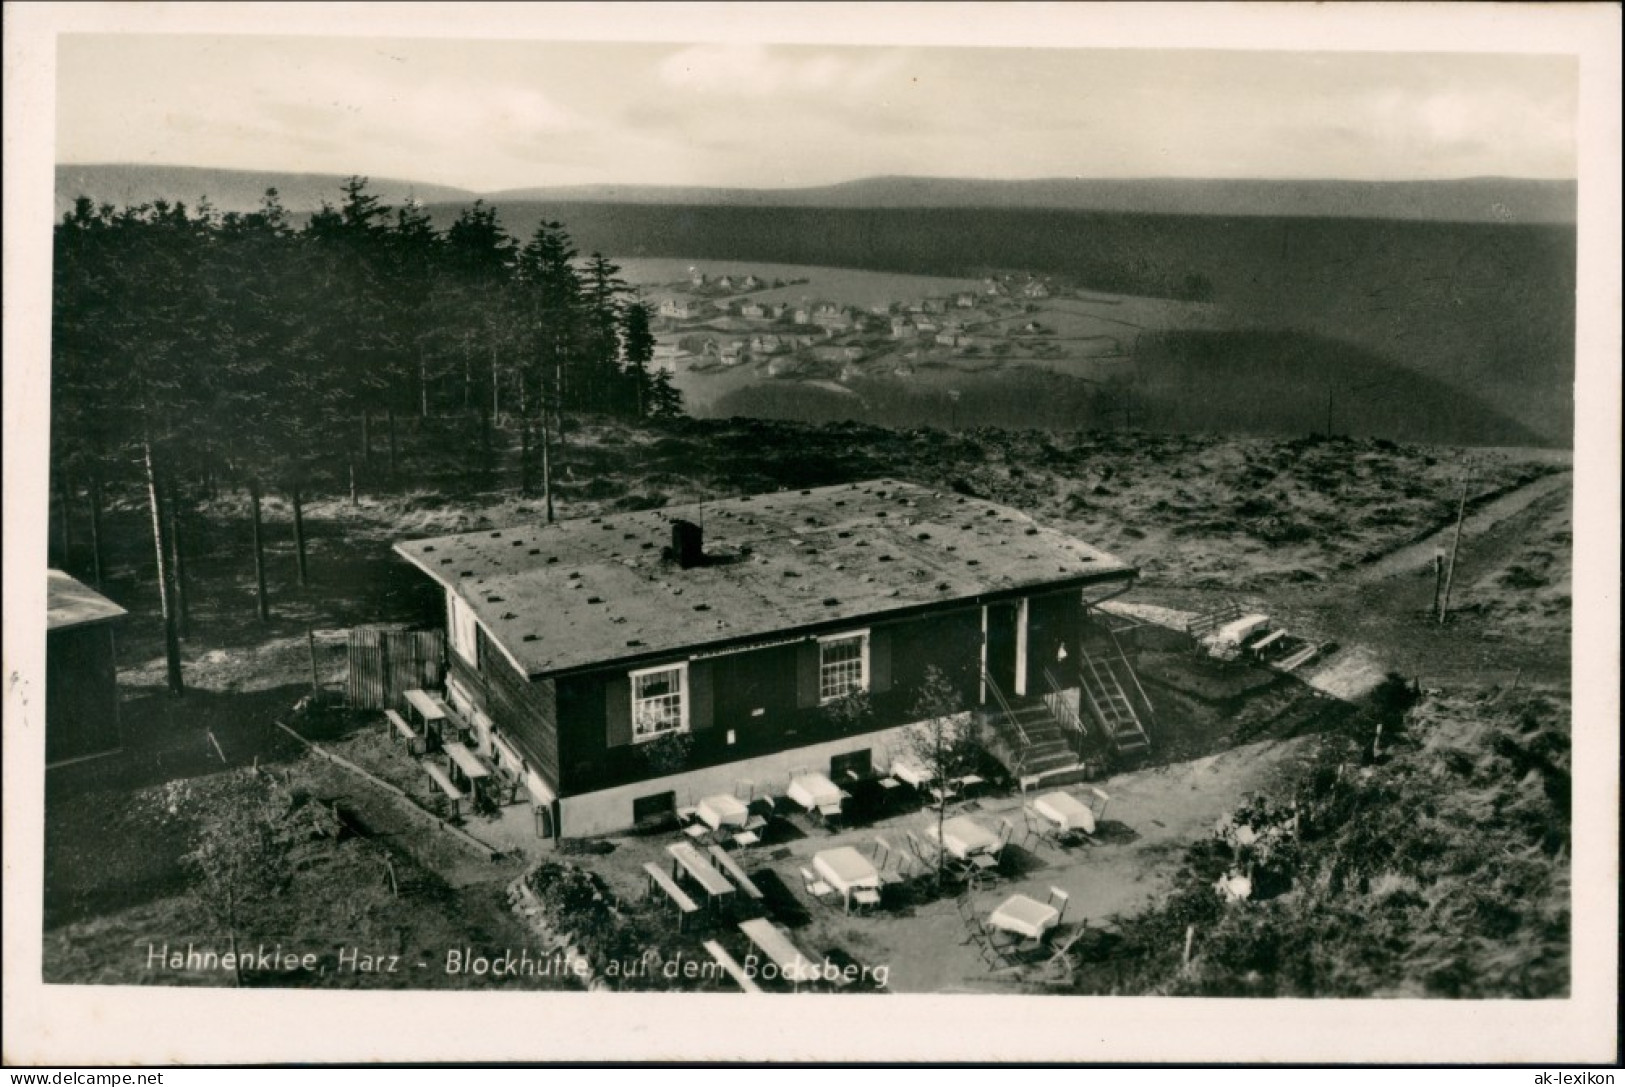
left=812, top=846, right=883, bottom=913
left=1034, top=790, right=1096, bottom=835
left=788, top=772, right=848, bottom=819
left=697, top=793, right=750, bottom=831
left=889, top=760, right=933, bottom=789
left=442, top=741, right=490, bottom=781
left=928, top=814, right=1000, bottom=860
left=403, top=689, right=447, bottom=726
left=666, top=842, right=737, bottom=908
left=706, top=845, right=764, bottom=901
left=988, top=893, right=1061, bottom=942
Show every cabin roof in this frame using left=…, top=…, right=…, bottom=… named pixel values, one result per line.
left=393, top=479, right=1134, bottom=678
left=47, top=570, right=127, bottom=631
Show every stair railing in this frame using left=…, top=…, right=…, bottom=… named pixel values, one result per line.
left=1099, top=612, right=1157, bottom=727
left=981, top=668, right=1030, bottom=751
left=1075, top=648, right=1119, bottom=735
left=1041, top=666, right=1088, bottom=740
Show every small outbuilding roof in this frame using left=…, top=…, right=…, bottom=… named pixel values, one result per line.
left=394, top=480, right=1134, bottom=678
left=47, top=570, right=128, bottom=631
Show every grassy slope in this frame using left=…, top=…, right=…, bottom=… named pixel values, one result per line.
left=1069, top=683, right=1570, bottom=998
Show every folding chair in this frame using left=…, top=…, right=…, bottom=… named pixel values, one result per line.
left=1023, top=803, right=1058, bottom=849
left=1000, top=815, right=1033, bottom=855
left=1088, top=786, right=1112, bottom=823
left=799, top=866, right=837, bottom=906
left=1047, top=886, right=1071, bottom=927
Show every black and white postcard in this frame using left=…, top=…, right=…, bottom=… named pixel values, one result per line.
left=4, top=1, right=1619, bottom=1067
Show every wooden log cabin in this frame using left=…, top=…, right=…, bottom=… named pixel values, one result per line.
left=392, top=480, right=1139, bottom=839
left=46, top=570, right=127, bottom=768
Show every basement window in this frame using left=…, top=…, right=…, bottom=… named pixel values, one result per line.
left=818, top=630, right=870, bottom=703
left=631, top=663, right=689, bottom=742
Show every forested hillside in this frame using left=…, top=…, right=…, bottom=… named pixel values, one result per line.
left=51, top=178, right=676, bottom=693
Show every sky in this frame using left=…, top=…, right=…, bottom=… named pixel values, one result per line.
left=55, top=33, right=1579, bottom=193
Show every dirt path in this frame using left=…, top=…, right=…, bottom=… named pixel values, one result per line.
left=1136, top=469, right=1572, bottom=693
left=1358, top=470, right=1572, bottom=581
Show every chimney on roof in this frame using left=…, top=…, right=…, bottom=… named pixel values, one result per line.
left=671, top=519, right=705, bottom=569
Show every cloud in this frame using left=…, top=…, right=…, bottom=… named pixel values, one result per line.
left=656, top=44, right=904, bottom=96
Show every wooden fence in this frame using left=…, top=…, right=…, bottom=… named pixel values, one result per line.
left=346, top=627, right=446, bottom=710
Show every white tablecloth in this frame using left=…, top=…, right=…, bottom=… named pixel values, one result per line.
left=1034, top=791, right=1096, bottom=834
left=697, top=793, right=749, bottom=830
left=788, top=772, right=844, bottom=811
left=988, top=894, right=1060, bottom=940
left=813, top=846, right=881, bottom=896
left=929, top=815, right=999, bottom=859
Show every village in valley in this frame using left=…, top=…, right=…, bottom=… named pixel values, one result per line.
left=642, top=264, right=1146, bottom=390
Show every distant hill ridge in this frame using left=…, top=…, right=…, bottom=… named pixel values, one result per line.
left=56, top=164, right=1575, bottom=224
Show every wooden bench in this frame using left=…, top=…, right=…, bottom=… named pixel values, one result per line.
left=421, top=761, right=463, bottom=820
left=706, top=844, right=765, bottom=901
left=385, top=709, right=416, bottom=743
left=702, top=940, right=763, bottom=994
left=644, top=862, right=701, bottom=931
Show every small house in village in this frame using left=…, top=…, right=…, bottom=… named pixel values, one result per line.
left=393, top=482, right=1140, bottom=838
left=46, top=570, right=126, bottom=767
left=739, top=302, right=765, bottom=319
left=659, top=298, right=712, bottom=321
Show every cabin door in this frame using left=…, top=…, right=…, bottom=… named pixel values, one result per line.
left=984, top=602, right=1020, bottom=704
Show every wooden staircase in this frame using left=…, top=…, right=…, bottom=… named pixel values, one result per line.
left=1076, top=626, right=1154, bottom=757
left=980, top=672, right=1083, bottom=782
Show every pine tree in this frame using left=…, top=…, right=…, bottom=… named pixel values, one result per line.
left=620, top=300, right=657, bottom=418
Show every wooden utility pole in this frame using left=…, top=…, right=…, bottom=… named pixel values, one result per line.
left=291, top=481, right=309, bottom=587
left=145, top=439, right=185, bottom=696
left=386, top=408, right=399, bottom=488
left=1430, top=551, right=1446, bottom=619
left=307, top=627, right=321, bottom=699
left=540, top=410, right=556, bottom=524
left=1438, top=473, right=1469, bottom=624
left=249, top=478, right=270, bottom=622
left=165, top=476, right=191, bottom=640
left=87, top=472, right=105, bottom=589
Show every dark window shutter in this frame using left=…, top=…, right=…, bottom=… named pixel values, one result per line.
left=796, top=641, right=820, bottom=709
left=605, top=675, right=632, bottom=748
left=869, top=629, right=892, bottom=693
left=688, top=660, right=714, bottom=731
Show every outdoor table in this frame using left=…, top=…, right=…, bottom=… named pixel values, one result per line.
left=666, top=842, right=737, bottom=907
left=1034, top=790, right=1096, bottom=835
left=928, top=815, right=1000, bottom=860
left=812, top=846, right=882, bottom=912
left=697, top=793, right=750, bottom=831
left=404, top=689, right=448, bottom=728
left=988, top=893, right=1061, bottom=941
left=788, top=772, right=847, bottom=813
left=442, top=741, right=490, bottom=781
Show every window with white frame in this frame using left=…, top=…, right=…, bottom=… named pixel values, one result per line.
left=631, top=663, right=688, bottom=741
left=819, top=631, right=870, bottom=702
